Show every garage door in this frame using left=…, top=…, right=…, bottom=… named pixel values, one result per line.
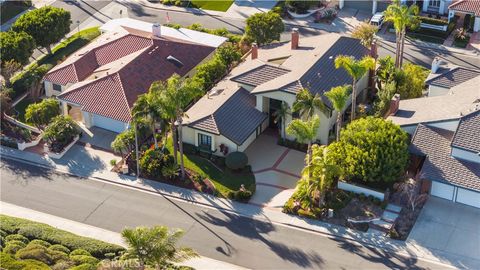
left=456, top=188, right=480, bottom=208
left=344, top=0, right=373, bottom=13
left=92, top=114, right=127, bottom=133
left=430, top=181, right=454, bottom=201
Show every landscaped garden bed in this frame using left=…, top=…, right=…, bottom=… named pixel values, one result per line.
left=0, top=118, right=41, bottom=150
left=0, top=215, right=125, bottom=270
left=42, top=115, right=81, bottom=155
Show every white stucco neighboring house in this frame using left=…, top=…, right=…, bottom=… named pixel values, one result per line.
left=447, top=0, right=480, bottom=32
left=181, top=31, right=372, bottom=156
left=43, top=19, right=227, bottom=133
left=387, top=61, right=480, bottom=208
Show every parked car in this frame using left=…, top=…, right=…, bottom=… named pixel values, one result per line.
left=370, top=12, right=385, bottom=30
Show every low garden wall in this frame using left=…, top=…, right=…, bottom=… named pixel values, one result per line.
left=420, top=22, right=447, bottom=32
left=337, top=181, right=385, bottom=200
left=17, top=134, right=42, bottom=151
left=45, top=135, right=79, bottom=159
left=3, top=113, right=41, bottom=133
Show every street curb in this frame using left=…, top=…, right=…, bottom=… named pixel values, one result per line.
left=0, top=153, right=460, bottom=269
left=129, top=0, right=224, bottom=18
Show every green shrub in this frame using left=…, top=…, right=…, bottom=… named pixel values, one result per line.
left=3, top=240, right=27, bottom=254
left=52, top=259, right=76, bottom=270
left=15, top=244, right=53, bottom=265
left=70, top=255, right=99, bottom=265
left=283, top=198, right=296, bottom=214
left=193, top=57, right=227, bottom=90
left=48, top=244, right=70, bottom=254
left=29, top=239, right=51, bottom=247
left=70, top=248, right=91, bottom=257
left=110, top=159, right=117, bottom=166
left=1, top=252, right=50, bottom=270
left=0, top=229, right=7, bottom=237
left=0, top=235, right=4, bottom=248
left=50, top=249, right=69, bottom=263
left=225, top=152, right=248, bottom=170
left=43, top=115, right=81, bottom=153
left=70, top=263, right=97, bottom=270
left=6, top=234, right=29, bottom=244
left=25, top=98, right=61, bottom=128
left=419, top=16, right=448, bottom=26
left=297, top=209, right=317, bottom=219
left=140, top=148, right=169, bottom=179
left=0, top=215, right=124, bottom=258
left=104, top=252, right=116, bottom=260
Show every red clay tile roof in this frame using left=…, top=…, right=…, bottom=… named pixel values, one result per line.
left=57, top=34, right=215, bottom=122
left=449, top=0, right=480, bottom=16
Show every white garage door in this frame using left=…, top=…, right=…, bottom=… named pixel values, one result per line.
left=92, top=114, right=127, bottom=133
left=456, top=188, right=480, bottom=208
left=431, top=181, right=454, bottom=201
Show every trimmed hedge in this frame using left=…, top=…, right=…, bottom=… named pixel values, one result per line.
left=0, top=252, right=50, bottom=270
left=0, top=215, right=124, bottom=258
left=225, top=152, right=248, bottom=170
left=48, top=244, right=70, bottom=254
left=419, top=16, right=448, bottom=26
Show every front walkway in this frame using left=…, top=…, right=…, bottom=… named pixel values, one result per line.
left=0, top=201, right=247, bottom=270
left=245, top=133, right=305, bottom=209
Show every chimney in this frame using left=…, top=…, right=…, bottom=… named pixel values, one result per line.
left=291, top=28, right=299, bottom=50
left=389, top=94, right=401, bottom=116
left=152, top=23, right=161, bottom=37
left=251, top=43, right=258, bottom=60
left=431, top=57, right=440, bottom=73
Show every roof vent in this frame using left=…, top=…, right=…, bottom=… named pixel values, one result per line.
left=152, top=23, right=161, bottom=37
left=166, top=55, right=184, bottom=68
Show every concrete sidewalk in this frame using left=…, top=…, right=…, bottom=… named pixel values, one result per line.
left=0, top=201, right=248, bottom=270
left=0, top=146, right=468, bottom=269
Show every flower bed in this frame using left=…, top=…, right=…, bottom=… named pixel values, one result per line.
left=0, top=119, right=41, bottom=150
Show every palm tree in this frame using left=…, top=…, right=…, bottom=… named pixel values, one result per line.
left=309, top=145, right=340, bottom=207
left=286, top=115, right=320, bottom=172
left=384, top=0, right=419, bottom=68
left=273, top=102, right=290, bottom=139
left=334, top=55, right=375, bottom=120
left=292, top=88, right=326, bottom=120
left=158, top=75, right=202, bottom=179
left=325, top=85, right=351, bottom=141
left=121, top=226, right=198, bottom=270
left=131, top=88, right=162, bottom=149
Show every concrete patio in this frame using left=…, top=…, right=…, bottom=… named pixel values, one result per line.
left=407, top=197, right=480, bottom=267
left=245, top=134, right=305, bottom=209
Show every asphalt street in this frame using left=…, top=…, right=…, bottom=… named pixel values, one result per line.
left=0, top=158, right=449, bottom=269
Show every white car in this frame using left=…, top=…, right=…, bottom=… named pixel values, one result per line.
left=370, top=12, right=385, bottom=30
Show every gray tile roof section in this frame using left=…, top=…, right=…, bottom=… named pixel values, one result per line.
left=231, top=64, right=290, bottom=86
left=410, top=124, right=480, bottom=192
left=188, top=88, right=267, bottom=145
left=425, top=67, right=480, bottom=88
left=452, top=110, right=480, bottom=153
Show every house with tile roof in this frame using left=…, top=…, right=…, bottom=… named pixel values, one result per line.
left=43, top=19, right=227, bottom=133
left=180, top=30, right=372, bottom=156
left=388, top=60, right=480, bottom=208
left=447, top=0, right=480, bottom=32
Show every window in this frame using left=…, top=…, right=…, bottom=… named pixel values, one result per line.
left=52, top=84, right=62, bottom=91
left=198, top=133, right=212, bottom=147
left=429, top=0, right=440, bottom=8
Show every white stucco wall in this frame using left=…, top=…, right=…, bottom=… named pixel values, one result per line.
left=451, top=147, right=480, bottom=163
left=44, top=81, right=67, bottom=97
left=181, top=126, right=241, bottom=157
left=427, top=85, right=450, bottom=97
left=238, top=128, right=259, bottom=152
left=474, top=16, right=480, bottom=32
left=428, top=119, right=459, bottom=131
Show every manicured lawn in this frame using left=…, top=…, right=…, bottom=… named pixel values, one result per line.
left=166, top=137, right=255, bottom=197
left=190, top=0, right=233, bottom=12
left=0, top=2, right=29, bottom=24
left=12, top=97, right=34, bottom=123
left=406, top=32, right=445, bottom=44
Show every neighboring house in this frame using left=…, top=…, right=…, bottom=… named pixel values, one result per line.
left=181, top=31, right=371, bottom=155
left=447, top=0, right=480, bottom=32
left=422, top=0, right=454, bottom=15
left=338, top=0, right=392, bottom=15
left=387, top=61, right=480, bottom=208
left=43, top=18, right=227, bottom=133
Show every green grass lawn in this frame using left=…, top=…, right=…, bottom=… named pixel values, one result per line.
left=12, top=98, right=34, bottom=123
left=165, top=137, right=255, bottom=197
left=0, top=2, right=29, bottom=24
left=190, top=0, right=233, bottom=12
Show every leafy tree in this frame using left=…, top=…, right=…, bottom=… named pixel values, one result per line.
left=328, top=117, right=409, bottom=184
left=0, top=88, right=12, bottom=118
left=215, top=43, right=242, bottom=69
left=12, top=6, right=71, bottom=55
left=286, top=0, right=311, bottom=13
left=373, top=81, right=396, bottom=117
left=194, top=57, right=226, bottom=90
left=139, top=148, right=173, bottom=179
left=334, top=55, right=375, bottom=120
left=376, top=56, right=396, bottom=91
left=325, top=85, right=351, bottom=141
left=245, top=11, right=285, bottom=45
left=287, top=115, right=320, bottom=170
left=384, top=0, right=419, bottom=68
left=273, top=102, right=290, bottom=139
left=351, top=21, right=378, bottom=48
left=132, top=86, right=164, bottom=149
left=111, top=120, right=150, bottom=157
left=43, top=115, right=81, bottom=153
left=157, top=75, right=202, bottom=179
left=121, top=226, right=197, bottom=270
left=24, top=98, right=61, bottom=129
left=395, top=63, right=428, bottom=99
left=308, top=145, right=340, bottom=207
left=292, top=88, right=326, bottom=120
left=0, top=60, right=22, bottom=87
left=0, top=31, right=35, bottom=65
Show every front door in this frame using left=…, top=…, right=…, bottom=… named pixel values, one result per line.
left=269, top=99, right=283, bottom=129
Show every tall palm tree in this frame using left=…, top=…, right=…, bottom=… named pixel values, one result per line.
left=273, top=102, right=290, bottom=139
left=121, top=226, right=198, bottom=270
left=334, top=55, right=375, bottom=120
left=292, top=88, right=326, bottom=120
left=384, top=0, right=419, bottom=68
left=131, top=88, right=162, bottom=149
left=286, top=115, right=320, bottom=171
left=158, top=75, right=202, bottom=179
left=325, top=85, right=351, bottom=141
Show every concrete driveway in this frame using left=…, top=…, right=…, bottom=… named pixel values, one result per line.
left=407, top=197, right=480, bottom=268
left=245, top=134, right=305, bottom=209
